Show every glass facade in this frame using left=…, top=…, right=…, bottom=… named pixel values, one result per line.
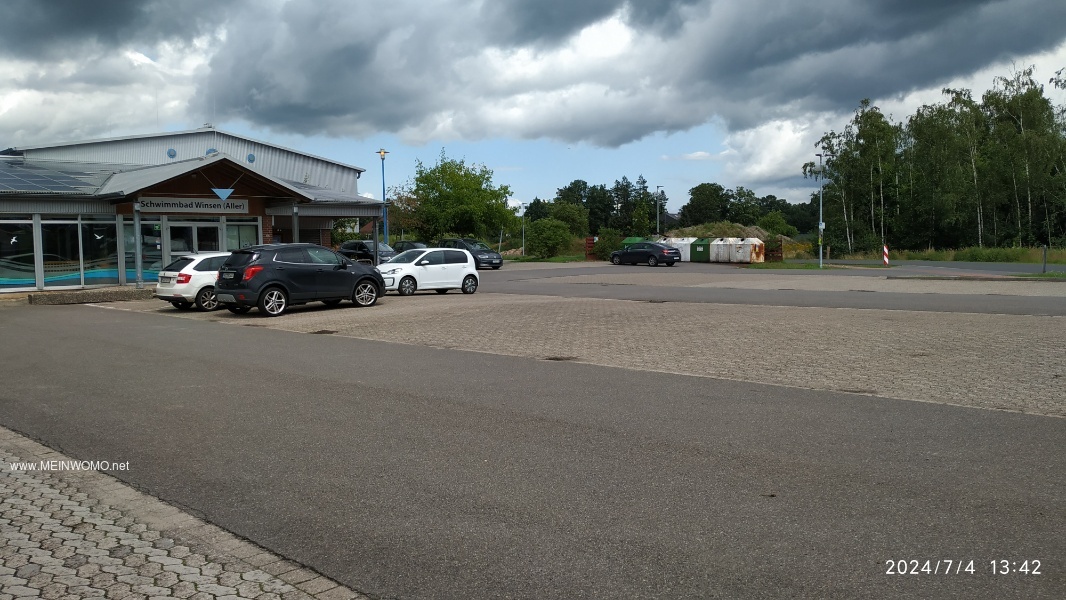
left=0, top=222, right=35, bottom=289
left=41, top=223, right=81, bottom=287
left=0, top=213, right=261, bottom=291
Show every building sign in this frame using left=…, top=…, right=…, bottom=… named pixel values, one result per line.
left=138, top=197, right=248, bottom=214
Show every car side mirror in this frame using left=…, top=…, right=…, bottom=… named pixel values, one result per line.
left=419, top=260, right=430, bottom=266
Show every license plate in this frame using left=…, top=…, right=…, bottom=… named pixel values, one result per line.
left=159, top=276, right=172, bottom=283
left=222, top=272, right=235, bottom=279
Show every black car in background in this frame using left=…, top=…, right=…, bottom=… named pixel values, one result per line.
left=392, top=240, right=427, bottom=253
left=610, top=242, right=681, bottom=267
left=215, top=243, right=384, bottom=316
left=437, top=238, right=503, bottom=269
left=337, top=240, right=397, bottom=264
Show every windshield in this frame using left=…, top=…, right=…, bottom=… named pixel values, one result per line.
left=388, top=249, right=426, bottom=264
left=466, top=240, right=492, bottom=251
left=365, top=241, right=395, bottom=252
left=160, top=257, right=194, bottom=272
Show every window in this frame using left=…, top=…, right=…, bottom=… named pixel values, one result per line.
left=276, top=248, right=310, bottom=263
left=307, top=247, right=341, bottom=264
left=195, top=257, right=228, bottom=271
left=444, top=250, right=467, bottom=264
left=421, top=251, right=445, bottom=265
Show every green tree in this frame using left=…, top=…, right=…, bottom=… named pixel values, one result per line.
left=525, top=197, right=551, bottom=223
left=549, top=201, right=590, bottom=237
left=757, top=211, right=799, bottom=238
left=555, top=180, right=589, bottom=205
left=526, top=218, right=572, bottom=258
left=586, top=184, right=614, bottom=234
left=679, top=183, right=730, bottom=226
left=727, top=186, right=762, bottom=225
left=408, top=150, right=514, bottom=241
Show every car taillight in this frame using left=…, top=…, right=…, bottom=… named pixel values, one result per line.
left=176, top=273, right=191, bottom=284
left=662, top=249, right=671, bottom=254
left=242, top=265, right=264, bottom=281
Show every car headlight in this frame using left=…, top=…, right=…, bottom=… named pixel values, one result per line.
left=478, top=253, right=489, bottom=258
left=379, top=267, right=402, bottom=275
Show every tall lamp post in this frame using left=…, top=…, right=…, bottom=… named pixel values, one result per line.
left=816, top=152, right=824, bottom=269
left=655, top=185, right=663, bottom=235
left=520, top=203, right=529, bottom=256
left=378, top=149, right=389, bottom=245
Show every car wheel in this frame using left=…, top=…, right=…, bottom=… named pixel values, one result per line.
left=611, top=255, right=621, bottom=265
left=647, top=255, right=658, bottom=267
left=435, top=289, right=449, bottom=294
left=194, top=287, right=220, bottom=311
left=225, top=305, right=251, bottom=315
left=322, top=299, right=342, bottom=306
left=171, top=301, right=193, bottom=310
left=398, top=276, right=417, bottom=296
left=461, top=275, right=478, bottom=294
left=352, top=280, right=379, bottom=307
left=258, top=287, right=288, bottom=317
left=666, top=262, right=676, bottom=267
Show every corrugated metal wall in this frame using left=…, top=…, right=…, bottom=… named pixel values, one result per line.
left=20, top=131, right=362, bottom=195
left=0, top=199, right=114, bottom=214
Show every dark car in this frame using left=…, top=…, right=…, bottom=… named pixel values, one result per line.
left=215, top=243, right=384, bottom=316
left=337, top=240, right=397, bottom=265
left=392, top=240, right=427, bottom=253
left=437, top=238, right=503, bottom=269
left=610, top=242, right=681, bottom=267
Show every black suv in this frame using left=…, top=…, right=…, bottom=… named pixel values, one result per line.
left=215, top=243, right=384, bottom=316
left=437, top=238, right=503, bottom=269
left=337, top=240, right=397, bottom=264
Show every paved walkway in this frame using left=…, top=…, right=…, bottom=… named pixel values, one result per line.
left=1, top=429, right=366, bottom=600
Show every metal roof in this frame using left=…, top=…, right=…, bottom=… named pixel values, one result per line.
left=5, top=126, right=364, bottom=174
left=0, top=154, right=381, bottom=206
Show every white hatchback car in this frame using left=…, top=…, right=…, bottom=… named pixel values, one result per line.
left=377, top=248, right=479, bottom=295
left=154, top=252, right=232, bottom=310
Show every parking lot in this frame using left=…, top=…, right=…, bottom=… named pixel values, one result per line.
left=99, top=263, right=1066, bottom=418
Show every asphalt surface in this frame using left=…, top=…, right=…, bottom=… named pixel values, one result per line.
left=1, top=281, right=1063, bottom=600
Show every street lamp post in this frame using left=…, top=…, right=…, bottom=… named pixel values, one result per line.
left=655, top=185, right=663, bottom=235
left=520, top=203, right=528, bottom=256
left=816, top=152, right=824, bottom=269
left=378, top=149, right=389, bottom=245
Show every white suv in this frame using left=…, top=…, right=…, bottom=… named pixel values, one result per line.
left=154, top=252, right=232, bottom=310
left=377, top=248, right=479, bottom=295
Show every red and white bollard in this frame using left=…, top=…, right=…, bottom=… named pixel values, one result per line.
left=883, top=245, right=890, bottom=266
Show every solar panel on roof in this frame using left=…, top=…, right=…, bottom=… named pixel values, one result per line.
left=5, top=182, right=48, bottom=191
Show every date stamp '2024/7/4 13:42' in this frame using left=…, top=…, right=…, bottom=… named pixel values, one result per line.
left=885, top=559, right=1043, bottom=576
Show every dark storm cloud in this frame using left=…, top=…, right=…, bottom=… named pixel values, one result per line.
left=0, top=0, right=233, bottom=60
left=182, top=0, right=1066, bottom=144
left=3, top=0, right=1064, bottom=146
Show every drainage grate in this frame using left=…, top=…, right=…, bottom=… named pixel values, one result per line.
left=543, top=356, right=578, bottom=361
left=310, top=330, right=337, bottom=335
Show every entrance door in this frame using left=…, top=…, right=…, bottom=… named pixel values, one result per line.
left=167, top=224, right=222, bottom=262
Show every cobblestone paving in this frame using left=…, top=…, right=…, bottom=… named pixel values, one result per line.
left=103, top=270, right=1065, bottom=417
left=0, top=429, right=367, bottom=600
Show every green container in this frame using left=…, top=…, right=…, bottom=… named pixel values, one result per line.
left=691, top=238, right=712, bottom=262
left=620, top=237, right=644, bottom=249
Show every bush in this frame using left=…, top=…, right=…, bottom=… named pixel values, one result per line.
left=591, top=228, right=624, bottom=260
left=953, top=247, right=1030, bottom=263
left=526, top=218, right=572, bottom=258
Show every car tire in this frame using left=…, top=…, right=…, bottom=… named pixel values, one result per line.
left=322, top=299, right=342, bottom=306
left=435, top=289, right=449, bottom=294
left=171, top=301, right=193, bottom=310
left=258, top=287, right=288, bottom=317
left=352, top=280, right=379, bottom=307
left=194, top=287, right=220, bottom=311
left=461, top=275, right=478, bottom=294
left=398, top=276, right=417, bottom=296
left=611, top=255, right=621, bottom=265
left=225, top=305, right=251, bottom=315
left=666, top=262, right=676, bottom=267
left=491, top=265, right=501, bottom=270
left=647, top=255, right=658, bottom=267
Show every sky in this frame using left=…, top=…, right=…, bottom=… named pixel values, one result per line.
left=1, top=0, right=1065, bottom=214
